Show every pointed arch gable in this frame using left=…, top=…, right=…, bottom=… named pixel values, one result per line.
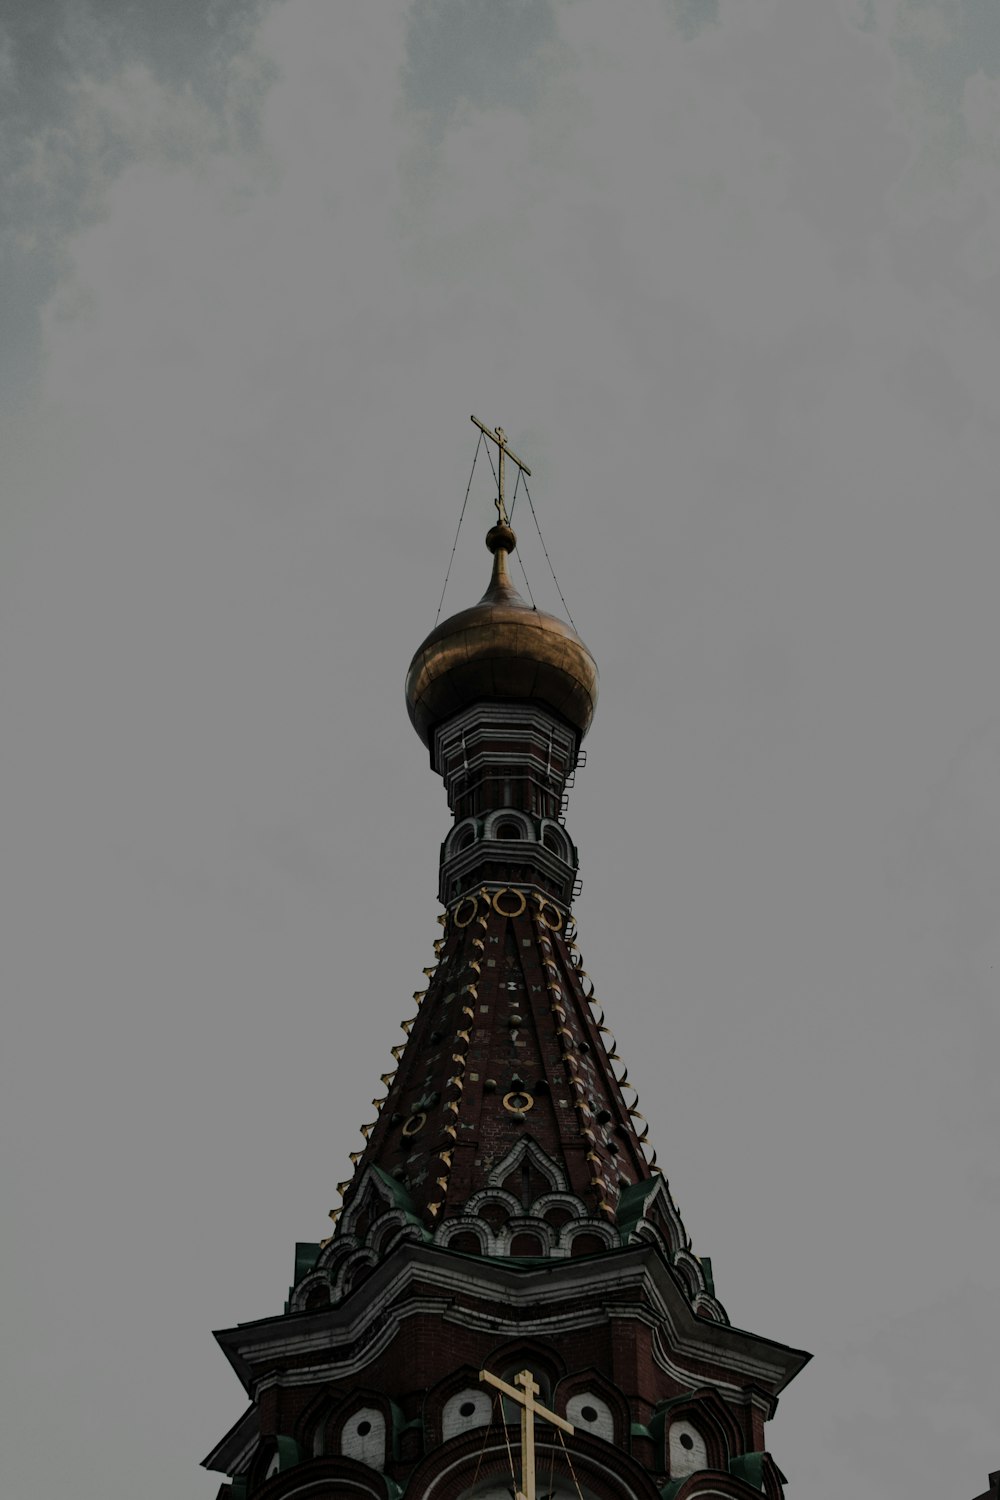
left=423, top=1363, right=499, bottom=1448
left=337, top=1164, right=424, bottom=1244
left=480, top=1335, right=567, bottom=1399
left=309, top=1388, right=400, bottom=1474
left=484, top=1136, right=568, bottom=1195
left=651, top=1388, right=743, bottom=1477
left=554, top=1367, right=631, bottom=1448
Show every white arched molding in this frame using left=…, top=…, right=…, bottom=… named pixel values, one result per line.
left=445, top=818, right=479, bottom=856
left=482, top=808, right=534, bottom=841
left=540, top=819, right=571, bottom=861
left=566, top=1392, right=615, bottom=1443
left=340, top=1407, right=386, bottom=1471
left=668, top=1418, right=708, bottom=1478
left=442, top=1388, right=493, bottom=1441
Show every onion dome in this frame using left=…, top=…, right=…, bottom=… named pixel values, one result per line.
left=405, top=521, right=599, bottom=748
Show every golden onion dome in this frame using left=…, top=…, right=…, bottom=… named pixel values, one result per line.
left=406, top=522, right=599, bottom=749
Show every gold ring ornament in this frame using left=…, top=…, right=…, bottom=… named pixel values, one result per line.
left=492, top=888, right=527, bottom=918
left=503, top=1090, right=534, bottom=1114
left=402, top=1112, right=427, bottom=1138
left=536, top=901, right=563, bottom=931
left=454, top=896, right=479, bottom=928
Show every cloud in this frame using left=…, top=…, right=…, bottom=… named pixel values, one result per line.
left=0, top=0, right=280, bottom=411
left=403, top=0, right=560, bottom=137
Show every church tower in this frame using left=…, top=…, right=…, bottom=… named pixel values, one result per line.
left=203, top=424, right=810, bottom=1500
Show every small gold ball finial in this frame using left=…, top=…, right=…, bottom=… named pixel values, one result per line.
left=485, top=522, right=516, bottom=555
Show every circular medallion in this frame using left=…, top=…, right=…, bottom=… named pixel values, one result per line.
left=503, top=1090, right=534, bottom=1114
left=536, top=900, right=563, bottom=931
left=402, top=1112, right=427, bottom=1137
left=492, top=888, right=527, bottom=918
left=453, top=896, right=479, bottom=928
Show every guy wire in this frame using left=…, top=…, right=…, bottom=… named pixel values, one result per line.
left=469, top=1395, right=498, bottom=1494
left=522, top=475, right=577, bottom=631
left=434, top=433, right=483, bottom=626
left=509, top=468, right=537, bottom=608
left=556, top=1425, right=586, bottom=1500
left=501, top=1396, right=519, bottom=1491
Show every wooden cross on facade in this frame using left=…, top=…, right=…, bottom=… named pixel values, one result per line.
left=480, top=1368, right=575, bottom=1500
left=471, top=415, right=532, bottom=527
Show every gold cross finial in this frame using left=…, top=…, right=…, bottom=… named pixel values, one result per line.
left=471, top=415, right=532, bottom=526
left=480, top=1368, right=574, bottom=1500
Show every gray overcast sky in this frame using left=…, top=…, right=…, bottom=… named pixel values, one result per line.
left=2, top=3, right=998, bottom=1497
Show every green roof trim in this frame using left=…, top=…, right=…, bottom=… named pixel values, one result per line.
left=293, top=1242, right=322, bottom=1287
left=616, top=1178, right=660, bottom=1239
left=699, top=1256, right=715, bottom=1297
left=648, top=1392, right=695, bottom=1446
left=630, top=1422, right=653, bottom=1439
left=276, top=1435, right=301, bottom=1472
left=659, top=1482, right=684, bottom=1500
left=371, top=1166, right=428, bottom=1233
left=729, top=1453, right=766, bottom=1489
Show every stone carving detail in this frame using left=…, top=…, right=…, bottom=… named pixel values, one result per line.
left=293, top=1151, right=728, bottom=1325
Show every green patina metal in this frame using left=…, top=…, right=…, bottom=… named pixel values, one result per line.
left=372, top=1166, right=429, bottom=1236
left=647, top=1392, right=696, bottom=1450
left=699, top=1255, right=715, bottom=1297
left=293, top=1242, right=322, bottom=1287
left=615, top=1178, right=660, bottom=1241
left=275, top=1435, right=302, bottom=1472
left=729, top=1452, right=766, bottom=1488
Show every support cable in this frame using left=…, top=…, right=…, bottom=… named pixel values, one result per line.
left=434, top=434, right=483, bottom=626
left=469, top=1396, right=499, bottom=1495
left=500, top=1396, right=519, bottom=1493
left=522, top=476, right=577, bottom=631
left=508, top=468, right=537, bottom=608
left=556, top=1426, right=586, bottom=1500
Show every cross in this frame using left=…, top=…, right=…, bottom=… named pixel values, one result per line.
left=471, top=415, right=532, bottom=526
left=480, top=1368, right=574, bottom=1500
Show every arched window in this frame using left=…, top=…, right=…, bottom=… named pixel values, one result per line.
left=569, top=1233, right=606, bottom=1257
left=449, top=1231, right=482, bottom=1255
left=495, top=822, right=522, bottom=841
